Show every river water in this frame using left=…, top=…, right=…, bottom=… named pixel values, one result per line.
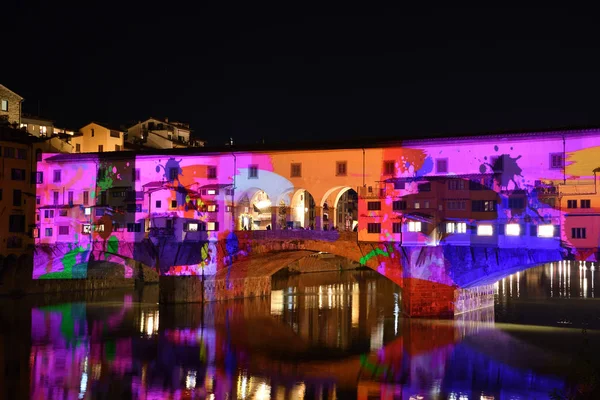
left=2, top=261, right=600, bottom=399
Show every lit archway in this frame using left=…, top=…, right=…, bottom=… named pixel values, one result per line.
left=290, top=189, right=317, bottom=229
left=321, top=186, right=357, bottom=230
left=236, top=188, right=273, bottom=230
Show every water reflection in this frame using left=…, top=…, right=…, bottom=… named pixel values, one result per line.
left=1, top=270, right=599, bottom=398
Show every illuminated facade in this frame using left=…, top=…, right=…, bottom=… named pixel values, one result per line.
left=71, top=122, right=125, bottom=153
left=127, top=117, right=205, bottom=149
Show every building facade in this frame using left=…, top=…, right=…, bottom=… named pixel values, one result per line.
left=20, top=115, right=54, bottom=137
left=0, top=126, right=39, bottom=258
left=71, top=122, right=125, bottom=153
left=0, top=84, right=23, bottom=126
left=32, top=128, right=600, bottom=275
left=127, top=118, right=205, bottom=150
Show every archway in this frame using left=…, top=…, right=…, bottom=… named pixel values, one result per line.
left=321, top=186, right=358, bottom=231
left=290, top=189, right=317, bottom=229
left=236, top=188, right=273, bottom=230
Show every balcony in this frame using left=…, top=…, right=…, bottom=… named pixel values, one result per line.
left=358, top=186, right=387, bottom=199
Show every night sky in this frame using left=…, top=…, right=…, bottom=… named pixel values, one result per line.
left=3, top=4, right=600, bottom=145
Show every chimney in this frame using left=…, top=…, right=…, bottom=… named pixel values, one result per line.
left=165, top=117, right=169, bottom=123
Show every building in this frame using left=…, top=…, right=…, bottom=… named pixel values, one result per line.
left=20, top=115, right=54, bottom=137
left=0, top=125, right=40, bottom=258
left=71, top=122, right=125, bottom=153
left=127, top=118, right=205, bottom=149
left=0, top=84, right=24, bottom=126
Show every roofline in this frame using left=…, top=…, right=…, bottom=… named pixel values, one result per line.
left=80, top=121, right=125, bottom=132
left=43, top=125, right=600, bottom=163
left=0, top=84, right=24, bottom=100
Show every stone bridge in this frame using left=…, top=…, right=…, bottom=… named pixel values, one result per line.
left=25, top=229, right=566, bottom=317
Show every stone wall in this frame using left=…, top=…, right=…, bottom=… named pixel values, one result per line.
left=159, top=275, right=271, bottom=304
left=0, top=85, right=22, bottom=125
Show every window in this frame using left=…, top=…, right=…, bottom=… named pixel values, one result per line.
left=112, top=190, right=126, bottom=198
left=98, top=145, right=103, bottom=152
left=567, top=199, right=577, bottom=209
left=336, top=161, right=347, bottom=176
left=76, top=143, right=81, bottom=152
left=505, top=223, right=521, bottom=236
left=16, top=149, right=27, bottom=160
left=8, top=215, right=25, bottom=233
left=207, top=166, right=217, bottom=179
left=171, top=200, right=177, bottom=209
left=408, top=221, right=421, bottom=232
left=58, top=226, right=69, bottom=235
left=414, top=202, right=420, bottom=209
left=367, top=201, right=381, bottom=211
left=394, top=181, right=405, bottom=190
left=169, top=168, right=178, bottom=180
left=446, top=222, right=456, bottom=233
left=13, top=189, right=21, bottom=206
left=44, top=210, right=55, bottom=218
left=82, top=225, right=91, bottom=234
left=447, top=200, right=466, bottom=210
left=207, top=221, right=219, bottom=231
left=538, top=225, right=554, bottom=238
left=508, top=197, right=525, bottom=209
left=95, top=208, right=105, bottom=216
left=59, top=209, right=68, bottom=217
left=248, top=165, right=258, bottom=179
left=155, top=200, right=162, bottom=208
left=448, top=180, right=466, bottom=190
left=127, top=223, right=142, bottom=232
left=133, top=168, right=140, bottom=181
left=436, top=158, right=448, bottom=173
left=83, top=191, right=89, bottom=205
left=91, top=128, right=95, bottom=137
left=84, top=207, right=91, bottom=215
left=67, top=191, right=73, bottom=206
left=110, top=130, right=120, bottom=138
left=186, top=222, right=199, bottom=232
left=393, top=222, right=402, bottom=233
left=35, top=171, right=43, bottom=184
left=477, top=225, right=493, bottom=236
left=392, top=200, right=407, bottom=211
left=367, top=223, right=381, bottom=233
left=472, top=200, right=496, bottom=212
left=0, top=99, right=7, bottom=111
left=456, top=222, right=467, bottom=233
left=53, top=169, right=61, bottom=183
left=4, top=147, right=14, bottom=158
left=45, top=228, right=53, bottom=237
left=115, top=145, right=121, bottom=151
left=418, top=183, right=431, bottom=192
left=572, top=227, right=587, bottom=239
left=127, top=203, right=142, bottom=213
left=11, top=168, right=25, bottom=180
left=581, top=199, right=591, bottom=208
left=207, top=204, right=218, bottom=212
left=550, top=153, right=564, bottom=169
left=291, top=163, right=301, bottom=177
left=36, top=196, right=40, bottom=205
left=383, top=160, right=395, bottom=175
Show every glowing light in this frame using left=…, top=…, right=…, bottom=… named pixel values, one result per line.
left=505, top=223, right=520, bottom=236
left=408, top=221, right=421, bottom=232
left=84, top=207, right=91, bottom=215
left=254, top=383, right=271, bottom=400
left=446, top=222, right=455, bottom=233
left=271, top=290, right=284, bottom=315
left=477, top=224, right=493, bottom=236
left=207, top=189, right=216, bottom=195
left=255, top=199, right=271, bottom=210
left=186, top=370, right=197, bottom=389
left=537, top=224, right=554, bottom=238
left=188, top=223, right=198, bottom=231
left=207, top=222, right=216, bottom=231
left=457, top=222, right=467, bottom=233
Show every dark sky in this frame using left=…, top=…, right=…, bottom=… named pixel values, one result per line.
left=3, top=3, right=600, bottom=145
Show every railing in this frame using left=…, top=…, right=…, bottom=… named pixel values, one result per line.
left=559, top=183, right=597, bottom=195
left=358, top=186, right=387, bottom=199
left=237, top=229, right=357, bottom=242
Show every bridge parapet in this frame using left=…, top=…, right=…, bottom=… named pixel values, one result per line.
left=234, top=229, right=357, bottom=242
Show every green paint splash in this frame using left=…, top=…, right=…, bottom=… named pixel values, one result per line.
left=39, top=244, right=90, bottom=279
left=359, top=247, right=390, bottom=265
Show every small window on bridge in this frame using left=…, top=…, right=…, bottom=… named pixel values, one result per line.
left=392, top=222, right=402, bottom=233
left=367, top=223, right=381, bottom=233
left=446, top=222, right=455, bottom=233
left=567, top=199, right=577, bottom=209
left=538, top=225, right=554, bottom=238
left=572, top=227, right=586, bottom=239
left=367, top=201, right=381, bottom=211
left=408, top=221, right=421, bottom=232
left=456, top=222, right=467, bottom=233
left=581, top=199, right=591, bottom=208
left=505, top=223, right=521, bottom=236
left=477, top=225, right=493, bottom=236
